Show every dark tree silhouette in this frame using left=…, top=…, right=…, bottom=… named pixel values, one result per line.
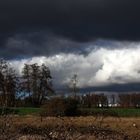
left=81, top=93, right=108, bottom=108
left=21, top=63, right=53, bottom=106
left=21, top=64, right=32, bottom=102
left=0, top=59, right=18, bottom=107
left=118, top=94, right=131, bottom=107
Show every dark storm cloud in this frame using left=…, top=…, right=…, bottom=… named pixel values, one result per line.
left=0, top=0, right=140, bottom=43
left=2, top=32, right=92, bottom=59
left=1, top=0, right=140, bottom=91
left=81, top=83, right=140, bottom=92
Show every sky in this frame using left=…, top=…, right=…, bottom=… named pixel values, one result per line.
left=1, top=0, right=140, bottom=91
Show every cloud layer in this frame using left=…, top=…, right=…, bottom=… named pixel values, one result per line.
left=1, top=1, right=140, bottom=91
left=10, top=42, right=140, bottom=90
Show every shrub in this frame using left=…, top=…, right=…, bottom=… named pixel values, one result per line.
left=40, top=97, right=79, bottom=117
left=41, top=98, right=65, bottom=117
left=64, top=98, right=79, bottom=116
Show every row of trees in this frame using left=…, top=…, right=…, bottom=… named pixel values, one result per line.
left=0, top=58, right=140, bottom=108
left=79, top=94, right=108, bottom=108
left=79, top=93, right=140, bottom=108
left=0, top=59, right=53, bottom=107
left=40, top=93, right=140, bottom=117
left=119, top=93, right=140, bottom=107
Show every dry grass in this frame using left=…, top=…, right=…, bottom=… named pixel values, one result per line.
left=13, top=116, right=140, bottom=131
left=0, top=115, right=140, bottom=140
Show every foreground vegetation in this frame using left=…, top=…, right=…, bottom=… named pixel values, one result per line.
left=0, top=116, right=140, bottom=140
left=0, top=58, right=140, bottom=139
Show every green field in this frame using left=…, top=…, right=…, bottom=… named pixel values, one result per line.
left=14, top=107, right=41, bottom=115
left=0, top=107, right=41, bottom=115
left=1, top=107, right=140, bottom=117
left=80, top=108, right=140, bottom=117
left=13, top=107, right=140, bottom=117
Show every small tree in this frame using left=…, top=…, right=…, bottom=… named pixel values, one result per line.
left=41, top=97, right=79, bottom=117
left=70, top=74, right=78, bottom=98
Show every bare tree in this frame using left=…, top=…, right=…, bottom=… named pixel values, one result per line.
left=98, top=94, right=108, bottom=107
left=118, top=93, right=140, bottom=108
left=71, top=74, right=78, bottom=98
left=131, top=93, right=140, bottom=107
left=0, top=59, right=18, bottom=107
left=118, top=93, right=131, bottom=107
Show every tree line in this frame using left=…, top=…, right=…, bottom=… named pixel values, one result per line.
left=0, top=58, right=140, bottom=108
left=79, top=93, right=140, bottom=108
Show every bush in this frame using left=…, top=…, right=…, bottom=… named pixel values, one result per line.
left=40, top=97, right=79, bottom=117
left=40, top=98, right=66, bottom=117
left=64, top=98, right=79, bottom=116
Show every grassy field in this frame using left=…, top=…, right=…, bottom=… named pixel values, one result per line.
left=0, top=107, right=41, bottom=115
left=80, top=108, right=140, bottom=117
left=1, top=107, right=140, bottom=117
left=14, top=107, right=41, bottom=115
